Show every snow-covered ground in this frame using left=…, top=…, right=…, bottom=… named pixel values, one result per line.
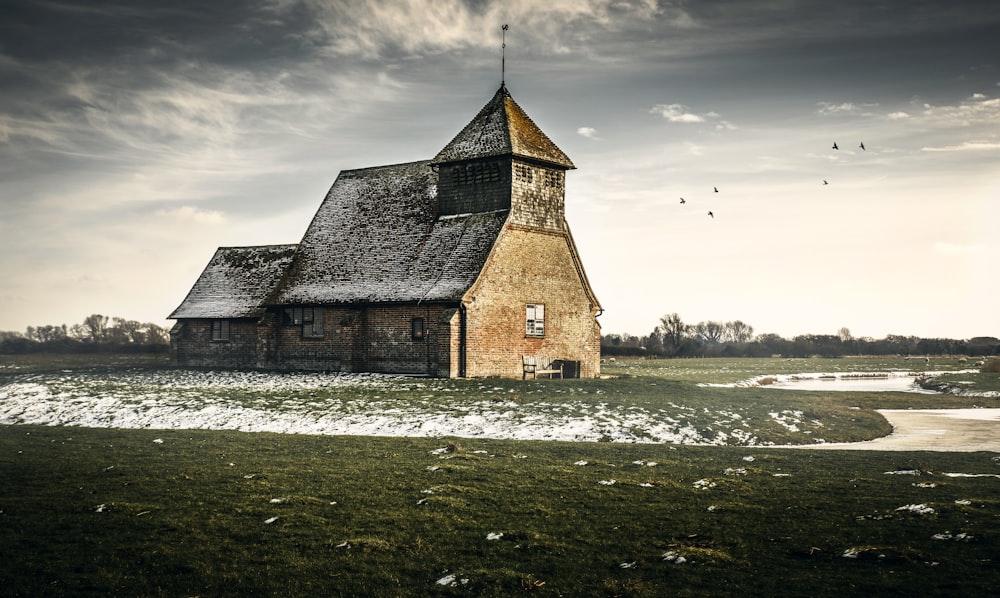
left=0, top=369, right=760, bottom=444
left=3, top=369, right=998, bottom=450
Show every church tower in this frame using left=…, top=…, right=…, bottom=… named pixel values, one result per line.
left=430, top=84, right=575, bottom=231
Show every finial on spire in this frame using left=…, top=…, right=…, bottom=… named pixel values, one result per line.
left=501, top=24, right=509, bottom=86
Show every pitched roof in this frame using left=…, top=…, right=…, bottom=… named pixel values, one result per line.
left=431, top=84, right=575, bottom=169
left=169, top=244, right=298, bottom=319
left=270, top=160, right=506, bottom=305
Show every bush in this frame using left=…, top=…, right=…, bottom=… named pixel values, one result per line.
left=982, top=358, right=1000, bottom=373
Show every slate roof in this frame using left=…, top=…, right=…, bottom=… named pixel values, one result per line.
left=171, top=85, right=574, bottom=317
left=169, top=244, right=298, bottom=319
left=431, top=84, right=575, bottom=169
left=269, top=160, right=507, bottom=306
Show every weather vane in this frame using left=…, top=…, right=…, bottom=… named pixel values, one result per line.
left=501, top=24, right=509, bottom=86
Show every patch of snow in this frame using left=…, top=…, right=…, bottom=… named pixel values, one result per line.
left=435, top=573, right=469, bottom=587
left=932, top=531, right=972, bottom=542
left=896, top=504, right=935, bottom=515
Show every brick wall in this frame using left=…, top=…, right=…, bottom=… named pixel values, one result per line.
left=261, top=304, right=456, bottom=375
left=171, top=319, right=258, bottom=368
left=463, top=225, right=601, bottom=378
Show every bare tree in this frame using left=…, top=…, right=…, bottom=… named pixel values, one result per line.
left=724, top=320, right=754, bottom=344
left=693, top=321, right=724, bottom=344
left=657, top=313, right=687, bottom=354
left=141, top=323, right=171, bottom=344
left=83, top=314, right=109, bottom=343
left=111, top=318, right=143, bottom=343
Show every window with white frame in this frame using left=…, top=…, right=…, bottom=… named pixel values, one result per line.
left=211, top=320, right=230, bottom=342
left=525, top=304, right=545, bottom=337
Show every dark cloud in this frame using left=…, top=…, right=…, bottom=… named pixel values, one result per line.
left=0, top=0, right=318, bottom=67
left=1, top=0, right=998, bottom=336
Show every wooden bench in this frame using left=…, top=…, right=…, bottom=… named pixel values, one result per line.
left=522, top=355, right=563, bottom=380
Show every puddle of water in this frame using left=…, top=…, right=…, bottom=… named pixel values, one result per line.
left=765, top=374, right=938, bottom=393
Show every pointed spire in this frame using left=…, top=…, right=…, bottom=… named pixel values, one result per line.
left=431, top=86, right=575, bottom=169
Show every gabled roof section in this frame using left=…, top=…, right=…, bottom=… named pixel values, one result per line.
left=431, top=84, right=575, bottom=169
left=169, top=244, right=298, bottom=319
left=270, top=160, right=507, bottom=305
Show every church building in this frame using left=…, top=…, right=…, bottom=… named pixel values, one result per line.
left=168, top=84, right=602, bottom=378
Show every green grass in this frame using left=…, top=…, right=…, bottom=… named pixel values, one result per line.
left=1, top=426, right=998, bottom=597
left=1, top=355, right=999, bottom=595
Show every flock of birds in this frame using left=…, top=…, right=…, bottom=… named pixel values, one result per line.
left=681, top=141, right=867, bottom=219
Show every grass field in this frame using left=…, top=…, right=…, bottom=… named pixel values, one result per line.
left=1, top=355, right=998, bottom=596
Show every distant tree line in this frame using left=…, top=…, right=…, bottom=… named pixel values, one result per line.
left=0, top=314, right=170, bottom=354
left=602, top=313, right=1000, bottom=358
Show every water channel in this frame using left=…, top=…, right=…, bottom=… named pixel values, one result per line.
left=763, top=372, right=938, bottom=393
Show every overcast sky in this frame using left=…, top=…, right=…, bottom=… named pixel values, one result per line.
left=2, top=0, right=998, bottom=340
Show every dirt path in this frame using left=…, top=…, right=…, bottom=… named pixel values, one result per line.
left=798, top=409, right=1000, bottom=452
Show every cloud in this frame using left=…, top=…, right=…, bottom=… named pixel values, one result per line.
left=302, top=0, right=684, bottom=60
left=887, top=111, right=910, bottom=120
left=650, top=103, right=706, bottom=123
left=577, top=126, right=600, bottom=139
left=155, top=205, right=227, bottom=224
left=817, top=101, right=879, bottom=116
left=685, top=142, right=704, bottom=156
left=921, top=141, right=1000, bottom=152
left=919, top=93, right=1000, bottom=126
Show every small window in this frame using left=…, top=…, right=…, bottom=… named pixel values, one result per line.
left=283, top=307, right=304, bottom=325
left=211, top=320, right=230, bottom=342
left=284, top=307, right=324, bottom=338
left=303, top=307, right=324, bottom=338
left=411, top=317, right=425, bottom=341
left=526, top=304, right=545, bottom=337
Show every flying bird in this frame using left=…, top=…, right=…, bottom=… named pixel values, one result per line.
left=680, top=197, right=686, bottom=204
left=708, top=211, right=714, bottom=218
left=714, top=186, right=719, bottom=193
left=823, top=180, right=828, bottom=185
left=859, top=142, right=866, bottom=151
left=832, top=142, right=839, bottom=150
